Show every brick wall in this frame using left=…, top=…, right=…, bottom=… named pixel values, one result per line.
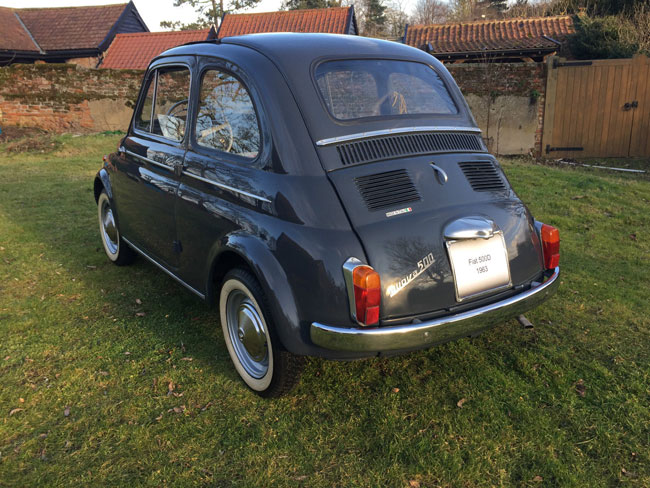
left=0, top=63, right=144, bottom=132
left=448, top=62, right=546, bottom=97
left=0, top=61, right=548, bottom=155
left=448, top=62, right=547, bottom=155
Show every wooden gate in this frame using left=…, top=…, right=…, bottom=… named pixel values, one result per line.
left=542, top=55, right=650, bottom=158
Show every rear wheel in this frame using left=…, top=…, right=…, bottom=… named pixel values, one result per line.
left=219, top=268, right=303, bottom=397
left=97, top=190, right=135, bottom=266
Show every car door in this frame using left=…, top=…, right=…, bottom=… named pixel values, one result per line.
left=175, top=62, right=268, bottom=291
left=114, top=60, right=193, bottom=267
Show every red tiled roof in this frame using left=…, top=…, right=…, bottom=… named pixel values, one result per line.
left=101, top=29, right=214, bottom=69
left=0, top=7, right=40, bottom=52
left=405, top=15, right=575, bottom=54
left=17, top=3, right=128, bottom=52
left=218, top=7, right=353, bottom=38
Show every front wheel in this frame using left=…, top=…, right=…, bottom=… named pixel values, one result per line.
left=97, top=190, right=135, bottom=266
left=219, top=268, right=303, bottom=397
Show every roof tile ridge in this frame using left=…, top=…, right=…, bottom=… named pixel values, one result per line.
left=13, top=11, right=44, bottom=53
left=17, top=3, right=127, bottom=11
left=415, top=14, right=572, bottom=29
left=227, top=6, right=347, bottom=17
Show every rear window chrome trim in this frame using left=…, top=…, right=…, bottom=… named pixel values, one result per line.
left=316, top=126, right=482, bottom=147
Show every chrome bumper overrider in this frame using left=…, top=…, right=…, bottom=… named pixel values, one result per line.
left=310, top=267, right=560, bottom=352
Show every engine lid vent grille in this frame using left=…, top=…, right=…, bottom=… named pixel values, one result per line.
left=355, top=169, right=420, bottom=211
left=459, top=161, right=507, bottom=192
left=337, top=132, right=485, bottom=166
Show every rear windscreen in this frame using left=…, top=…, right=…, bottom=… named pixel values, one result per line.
left=314, top=60, right=458, bottom=121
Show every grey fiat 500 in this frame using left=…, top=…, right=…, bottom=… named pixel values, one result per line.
left=94, top=33, right=560, bottom=396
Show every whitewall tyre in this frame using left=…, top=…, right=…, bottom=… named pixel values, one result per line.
left=219, top=268, right=303, bottom=397
left=97, top=190, right=135, bottom=266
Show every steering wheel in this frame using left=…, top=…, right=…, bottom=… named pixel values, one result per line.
left=198, top=121, right=234, bottom=153
left=196, top=99, right=235, bottom=153
left=166, top=99, right=188, bottom=118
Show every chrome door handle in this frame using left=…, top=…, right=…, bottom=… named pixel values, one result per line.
left=173, top=160, right=184, bottom=178
left=166, top=156, right=184, bottom=177
left=430, top=163, right=448, bottom=185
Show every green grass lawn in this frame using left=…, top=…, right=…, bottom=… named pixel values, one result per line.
left=0, top=134, right=648, bottom=487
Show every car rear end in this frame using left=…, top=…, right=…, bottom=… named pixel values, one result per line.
left=300, top=50, right=560, bottom=354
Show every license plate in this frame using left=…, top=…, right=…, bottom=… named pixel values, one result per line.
left=446, top=233, right=512, bottom=301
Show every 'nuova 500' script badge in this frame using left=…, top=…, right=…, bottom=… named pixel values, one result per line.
left=386, top=252, right=435, bottom=298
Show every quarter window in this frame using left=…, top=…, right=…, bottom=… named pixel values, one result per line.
left=195, top=70, right=260, bottom=159
left=134, top=66, right=191, bottom=142
left=134, top=73, right=154, bottom=132
left=153, top=67, right=191, bottom=141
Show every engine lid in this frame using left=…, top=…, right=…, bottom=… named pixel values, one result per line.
left=326, top=152, right=544, bottom=321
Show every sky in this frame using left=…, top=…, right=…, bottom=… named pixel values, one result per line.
left=0, top=0, right=417, bottom=31
left=0, top=0, right=287, bottom=30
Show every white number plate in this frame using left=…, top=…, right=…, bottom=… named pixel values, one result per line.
left=446, top=233, right=511, bottom=301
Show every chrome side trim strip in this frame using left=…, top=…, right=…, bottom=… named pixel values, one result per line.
left=181, top=170, right=272, bottom=204
left=311, top=267, right=560, bottom=353
left=122, top=237, right=206, bottom=300
left=315, top=126, right=482, bottom=146
left=125, top=150, right=173, bottom=171
left=124, top=149, right=271, bottom=203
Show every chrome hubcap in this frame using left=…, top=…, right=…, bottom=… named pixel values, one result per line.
left=226, top=290, right=268, bottom=379
left=101, top=200, right=118, bottom=255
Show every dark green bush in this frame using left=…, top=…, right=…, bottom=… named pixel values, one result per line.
left=569, top=14, right=639, bottom=59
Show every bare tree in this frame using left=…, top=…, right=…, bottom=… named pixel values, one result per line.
left=411, top=0, right=449, bottom=25
left=620, top=3, right=650, bottom=54
left=384, top=0, right=410, bottom=38
left=161, top=0, right=260, bottom=30
left=504, top=0, right=556, bottom=18
left=448, top=0, right=483, bottom=22
left=355, top=0, right=388, bottom=37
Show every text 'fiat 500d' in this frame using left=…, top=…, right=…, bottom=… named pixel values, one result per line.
left=94, top=33, right=560, bottom=396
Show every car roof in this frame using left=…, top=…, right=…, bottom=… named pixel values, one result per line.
left=160, top=33, right=434, bottom=65
left=156, top=33, right=475, bottom=150
left=222, top=33, right=431, bottom=62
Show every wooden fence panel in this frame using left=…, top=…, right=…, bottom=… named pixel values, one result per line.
left=629, top=56, right=650, bottom=157
left=542, top=55, right=650, bottom=158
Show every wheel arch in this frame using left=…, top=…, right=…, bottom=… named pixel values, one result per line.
left=93, top=168, right=113, bottom=202
left=206, top=233, right=304, bottom=355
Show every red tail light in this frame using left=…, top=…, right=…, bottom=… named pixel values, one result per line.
left=351, top=265, right=381, bottom=326
left=541, top=224, right=560, bottom=269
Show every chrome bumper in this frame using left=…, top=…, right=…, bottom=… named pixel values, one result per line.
left=311, top=267, right=560, bottom=353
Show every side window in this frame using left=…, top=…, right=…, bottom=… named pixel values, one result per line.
left=134, top=66, right=191, bottom=141
left=134, top=73, right=154, bottom=132
left=195, top=69, right=260, bottom=159
left=152, top=67, right=191, bottom=141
